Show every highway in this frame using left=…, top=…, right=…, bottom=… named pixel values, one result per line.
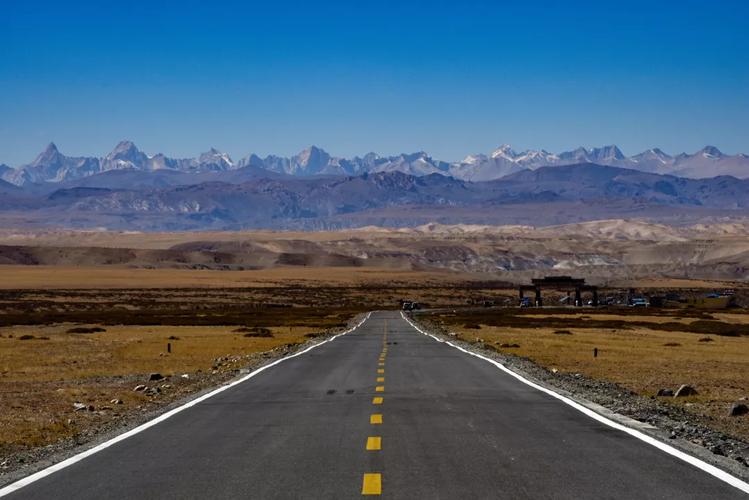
left=2, top=311, right=747, bottom=499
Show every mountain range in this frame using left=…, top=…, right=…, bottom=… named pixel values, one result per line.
left=0, top=162, right=748, bottom=230
left=2, top=141, right=748, bottom=187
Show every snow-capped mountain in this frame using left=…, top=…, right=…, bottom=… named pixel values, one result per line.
left=0, top=164, right=12, bottom=179
left=1, top=141, right=237, bottom=185
left=237, top=147, right=450, bottom=177
left=101, top=141, right=150, bottom=171
left=239, top=146, right=339, bottom=176
left=451, top=144, right=748, bottom=179
left=2, top=142, right=748, bottom=186
left=451, top=144, right=561, bottom=181
left=5, top=143, right=102, bottom=185
left=667, top=146, right=749, bottom=179
left=630, top=148, right=673, bottom=172
left=450, top=144, right=632, bottom=181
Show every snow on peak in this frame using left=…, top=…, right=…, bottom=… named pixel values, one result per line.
left=491, top=144, right=517, bottom=159
left=700, top=145, right=723, bottom=158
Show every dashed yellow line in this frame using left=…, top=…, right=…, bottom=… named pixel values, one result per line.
left=361, top=322, right=390, bottom=495
left=362, top=473, right=381, bottom=495
left=366, top=436, right=382, bottom=450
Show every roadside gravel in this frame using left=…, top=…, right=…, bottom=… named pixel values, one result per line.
left=410, top=313, right=749, bottom=481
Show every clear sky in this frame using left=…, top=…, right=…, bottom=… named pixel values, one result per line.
left=1, top=0, right=747, bottom=166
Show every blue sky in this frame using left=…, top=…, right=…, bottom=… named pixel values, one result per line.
left=1, top=0, right=747, bottom=165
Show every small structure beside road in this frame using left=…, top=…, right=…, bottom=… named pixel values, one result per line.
left=519, top=276, right=598, bottom=307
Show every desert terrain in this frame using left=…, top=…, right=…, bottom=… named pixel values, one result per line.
left=2, top=219, right=749, bottom=283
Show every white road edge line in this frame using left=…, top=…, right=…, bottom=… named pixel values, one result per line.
left=0, top=312, right=372, bottom=497
left=401, top=311, right=749, bottom=495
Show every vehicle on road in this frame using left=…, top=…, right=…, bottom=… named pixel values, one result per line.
left=630, top=297, right=649, bottom=307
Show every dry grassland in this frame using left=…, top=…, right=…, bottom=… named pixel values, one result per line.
left=0, top=265, right=482, bottom=289
left=431, top=309, right=749, bottom=441
left=0, top=280, right=377, bottom=464
left=0, top=271, right=511, bottom=465
left=0, top=320, right=346, bottom=459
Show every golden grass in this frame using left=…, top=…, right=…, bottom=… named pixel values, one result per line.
left=609, top=277, right=742, bottom=289
left=520, top=313, right=706, bottom=324
left=0, top=265, right=477, bottom=289
left=441, top=313, right=749, bottom=441
left=0, top=324, right=317, bottom=381
left=0, top=320, right=346, bottom=456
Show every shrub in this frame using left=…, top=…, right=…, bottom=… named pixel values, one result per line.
left=235, top=327, right=273, bottom=338
left=67, top=327, right=106, bottom=334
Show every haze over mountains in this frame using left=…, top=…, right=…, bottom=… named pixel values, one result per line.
left=1, top=141, right=749, bottom=231
left=2, top=141, right=749, bottom=186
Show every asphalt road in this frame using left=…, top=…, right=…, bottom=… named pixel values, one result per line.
left=3, top=311, right=747, bottom=499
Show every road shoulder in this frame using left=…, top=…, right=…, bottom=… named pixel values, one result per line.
left=405, top=311, right=749, bottom=484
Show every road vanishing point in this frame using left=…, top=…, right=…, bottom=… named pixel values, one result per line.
left=2, top=311, right=748, bottom=499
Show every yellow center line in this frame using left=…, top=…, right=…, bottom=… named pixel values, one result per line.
left=362, top=473, right=381, bottom=495
left=366, top=436, right=382, bottom=450
left=361, top=323, right=388, bottom=495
